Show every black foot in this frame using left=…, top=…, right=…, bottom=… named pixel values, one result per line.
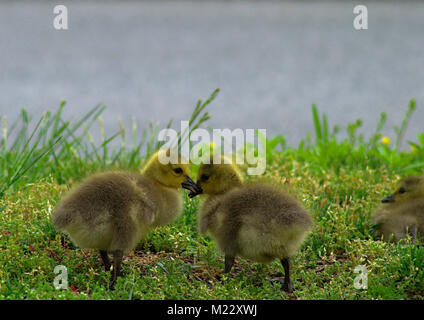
left=108, top=267, right=123, bottom=290
left=280, top=278, right=294, bottom=293
left=224, top=255, right=235, bottom=274
left=280, top=258, right=294, bottom=293
left=108, top=250, right=123, bottom=290
left=268, top=277, right=293, bottom=292
left=109, top=278, right=116, bottom=290
left=99, top=250, right=111, bottom=271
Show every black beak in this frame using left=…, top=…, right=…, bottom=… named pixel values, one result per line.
left=181, top=176, right=203, bottom=198
left=382, top=194, right=395, bottom=203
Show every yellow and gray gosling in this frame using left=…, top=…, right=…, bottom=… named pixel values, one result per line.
left=371, top=176, right=424, bottom=242
left=182, top=160, right=313, bottom=292
left=52, top=149, right=194, bottom=288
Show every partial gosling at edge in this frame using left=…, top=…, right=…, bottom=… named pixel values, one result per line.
left=371, top=176, right=424, bottom=242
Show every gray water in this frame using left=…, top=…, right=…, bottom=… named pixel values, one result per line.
left=1, top=1, right=423, bottom=147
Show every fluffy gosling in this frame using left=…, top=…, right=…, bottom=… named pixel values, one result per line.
left=371, top=176, right=424, bottom=242
left=182, top=160, right=313, bottom=292
left=52, top=149, right=194, bottom=288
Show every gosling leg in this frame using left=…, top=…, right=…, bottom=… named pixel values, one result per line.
left=280, top=258, right=293, bottom=293
left=409, top=225, right=417, bottom=243
left=99, top=250, right=111, bottom=271
left=109, top=250, right=123, bottom=290
left=224, top=255, right=235, bottom=273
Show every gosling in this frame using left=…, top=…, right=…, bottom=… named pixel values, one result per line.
left=182, top=159, right=313, bottom=292
left=371, top=176, right=424, bottom=242
left=52, top=149, right=195, bottom=288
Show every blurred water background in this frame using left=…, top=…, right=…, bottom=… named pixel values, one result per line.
left=1, top=0, right=423, bottom=146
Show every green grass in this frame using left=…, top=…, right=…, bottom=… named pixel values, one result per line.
left=0, top=93, right=423, bottom=300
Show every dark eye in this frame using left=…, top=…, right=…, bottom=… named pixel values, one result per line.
left=399, top=188, right=406, bottom=194
left=201, top=174, right=209, bottom=181
left=173, top=168, right=183, bottom=174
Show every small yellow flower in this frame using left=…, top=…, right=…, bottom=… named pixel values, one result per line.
left=210, top=142, right=215, bottom=148
left=410, top=145, right=418, bottom=152
left=381, top=137, right=390, bottom=145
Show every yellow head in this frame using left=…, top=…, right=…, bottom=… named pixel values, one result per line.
left=142, top=149, right=192, bottom=189
left=381, top=176, right=424, bottom=204
left=195, top=157, right=244, bottom=195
